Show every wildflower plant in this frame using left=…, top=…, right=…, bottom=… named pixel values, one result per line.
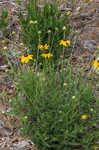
left=4, top=1, right=98, bottom=150
left=19, top=0, right=71, bottom=62
left=10, top=63, right=98, bottom=150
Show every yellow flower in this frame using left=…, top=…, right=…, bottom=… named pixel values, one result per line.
left=66, top=11, right=71, bottom=16
left=3, top=46, right=7, bottom=50
left=66, top=40, right=71, bottom=46
left=59, top=40, right=71, bottom=47
left=92, top=58, right=99, bottom=74
left=21, top=54, right=33, bottom=63
left=28, top=55, right=33, bottom=60
left=81, top=115, right=87, bottom=120
left=59, top=40, right=67, bottom=47
left=44, top=44, right=49, bottom=50
left=62, top=26, right=66, bottom=31
left=63, top=82, right=67, bottom=86
left=38, top=44, right=44, bottom=49
left=72, top=96, right=75, bottom=99
left=92, top=59, right=99, bottom=68
left=41, top=53, right=53, bottom=58
left=38, top=44, right=48, bottom=50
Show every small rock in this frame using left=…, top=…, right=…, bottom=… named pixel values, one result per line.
left=96, top=7, right=99, bottom=13
left=84, top=73, right=91, bottom=80
left=0, top=120, right=5, bottom=128
left=10, top=140, right=34, bottom=150
left=0, top=127, right=12, bottom=137
left=0, top=65, right=10, bottom=71
left=8, top=89, right=13, bottom=95
left=0, top=120, right=12, bottom=136
left=83, top=40, right=97, bottom=52
left=76, top=7, right=80, bottom=11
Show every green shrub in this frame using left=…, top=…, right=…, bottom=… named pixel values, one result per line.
left=10, top=64, right=98, bottom=150
left=19, top=0, right=71, bottom=61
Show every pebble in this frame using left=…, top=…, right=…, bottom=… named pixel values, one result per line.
left=83, top=40, right=97, bottom=52
left=10, top=140, right=34, bottom=150
left=76, top=7, right=80, bottom=11
left=0, top=120, right=12, bottom=136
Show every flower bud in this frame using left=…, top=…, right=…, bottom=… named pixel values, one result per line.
left=38, top=31, right=42, bottom=34
left=3, top=46, right=7, bottom=50
left=48, top=30, right=51, bottom=33
left=62, top=26, right=66, bottom=31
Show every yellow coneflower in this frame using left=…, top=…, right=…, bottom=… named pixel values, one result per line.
left=21, top=54, right=33, bottom=63
left=66, top=40, right=71, bottom=46
left=59, top=40, right=71, bottom=47
left=38, top=44, right=44, bottom=49
left=59, top=40, right=67, bottom=47
left=92, top=57, right=99, bottom=74
left=92, top=59, right=99, bottom=68
left=44, top=44, right=49, bottom=50
left=41, top=53, right=53, bottom=58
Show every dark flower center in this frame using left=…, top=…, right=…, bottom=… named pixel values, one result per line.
left=24, top=54, right=28, bottom=57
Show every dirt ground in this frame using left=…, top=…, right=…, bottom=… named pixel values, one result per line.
left=0, top=0, right=99, bottom=149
